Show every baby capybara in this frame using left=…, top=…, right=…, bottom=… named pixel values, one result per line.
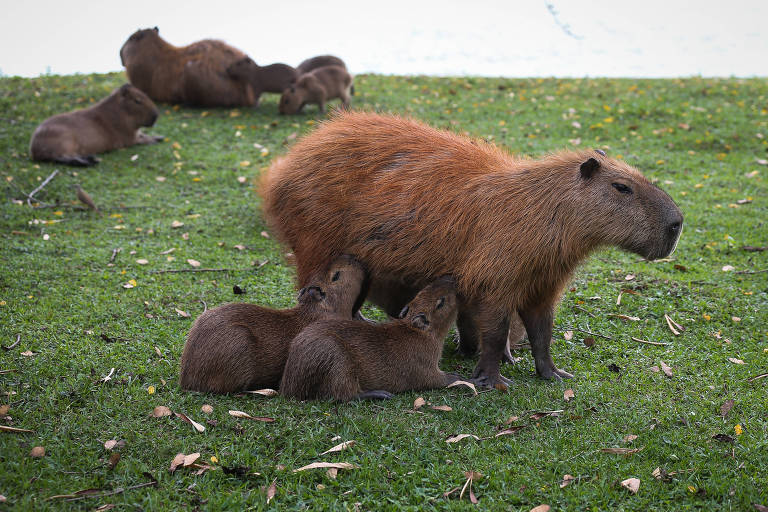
left=226, top=57, right=298, bottom=106
left=280, top=276, right=462, bottom=401
left=278, top=66, right=352, bottom=114
left=29, top=84, right=162, bottom=166
left=179, top=255, right=368, bottom=393
left=296, top=55, right=347, bottom=75
left=261, top=112, right=684, bottom=389
left=119, top=27, right=254, bottom=107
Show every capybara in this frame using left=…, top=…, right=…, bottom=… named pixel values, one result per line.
left=280, top=276, right=462, bottom=401
left=226, top=57, right=298, bottom=106
left=119, top=27, right=254, bottom=107
left=179, top=255, right=368, bottom=393
left=260, top=112, right=684, bottom=389
left=29, top=84, right=162, bottom=166
left=296, top=55, right=347, bottom=75
left=278, top=66, right=352, bottom=114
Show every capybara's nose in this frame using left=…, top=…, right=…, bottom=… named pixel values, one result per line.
left=668, top=220, right=681, bottom=238
left=150, top=112, right=158, bottom=126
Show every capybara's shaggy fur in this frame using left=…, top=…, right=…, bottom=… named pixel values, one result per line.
left=278, top=66, right=352, bottom=114
left=179, top=255, right=368, bottom=393
left=261, top=112, right=684, bottom=389
left=280, top=276, right=462, bottom=401
left=119, top=27, right=254, bottom=107
left=296, top=55, right=347, bottom=75
left=29, top=84, right=162, bottom=166
left=226, top=57, right=298, bottom=106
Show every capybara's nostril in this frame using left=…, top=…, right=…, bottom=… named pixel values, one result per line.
left=668, top=221, right=681, bottom=237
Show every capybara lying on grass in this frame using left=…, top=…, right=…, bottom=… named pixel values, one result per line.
left=261, top=112, right=684, bottom=389
left=226, top=57, right=298, bottom=106
left=278, top=66, right=352, bottom=114
left=29, top=84, right=162, bottom=166
left=296, top=55, right=347, bottom=75
left=179, top=255, right=368, bottom=393
left=281, top=276, right=462, bottom=401
left=119, top=27, right=254, bottom=107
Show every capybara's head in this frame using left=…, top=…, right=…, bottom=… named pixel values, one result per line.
left=120, top=27, right=160, bottom=66
left=116, top=84, right=159, bottom=127
left=298, top=254, right=368, bottom=317
left=397, top=276, right=457, bottom=336
left=279, top=86, right=304, bottom=115
left=226, top=57, right=258, bottom=80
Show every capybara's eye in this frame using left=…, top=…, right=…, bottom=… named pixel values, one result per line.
left=436, top=297, right=445, bottom=309
left=612, top=182, right=632, bottom=195
left=331, top=271, right=341, bottom=282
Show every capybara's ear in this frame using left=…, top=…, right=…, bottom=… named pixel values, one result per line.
left=398, top=305, right=409, bottom=318
left=153, top=26, right=159, bottom=32
left=411, top=313, right=430, bottom=330
left=120, top=84, right=132, bottom=97
left=594, top=148, right=606, bottom=156
left=580, top=157, right=600, bottom=179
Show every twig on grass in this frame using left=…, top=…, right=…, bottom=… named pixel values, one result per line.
left=734, top=269, right=767, bottom=275
left=151, top=260, right=269, bottom=274
left=108, top=248, right=121, bottom=264
left=558, top=326, right=615, bottom=341
left=200, top=300, right=208, bottom=313
left=631, top=337, right=669, bottom=346
left=2, top=334, right=20, bottom=351
left=47, top=475, right=158, bottom=501
left=573, top=305, right=597, bottom=318
left=748, top=373, right=768, bottom=382
left=26, top=169, right=59, bottom=207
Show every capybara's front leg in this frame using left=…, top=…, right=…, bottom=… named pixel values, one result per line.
left=470, top=312, right=512, bottom=390
left=135, top=132, right=164, bottom=145
left=518, top=305, right=573, bottom=380
left=456, top=308, right=480, bottom=356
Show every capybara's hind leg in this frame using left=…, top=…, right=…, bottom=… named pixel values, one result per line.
left=55, top=155, right=100, bottom=167
left=519, top=305, right=573, bottom=380
left=355, top=390, right=393, bottom=400
left=340, top=87, right=351, bottom=109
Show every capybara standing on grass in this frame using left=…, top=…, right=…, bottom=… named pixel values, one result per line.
left=119, top=27, right=254, bottom=107
left=261, top=112, right=684, bottom=389
left=278, top=66, right=352, bottom=114
left=296, top=55, right=347, bottom=75
left=29, top=84, right=163, bottom=166
left=179, top=255, right=368, bottom=393
left=280, top=276, right=462, bottom=401
left=226, top=57, right=298, bottom=106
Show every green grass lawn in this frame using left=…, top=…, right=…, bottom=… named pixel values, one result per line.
left=0, top=72, right=766, bottom=511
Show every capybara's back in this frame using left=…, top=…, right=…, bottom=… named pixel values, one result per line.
left=296, top=55, right=347, bottom=75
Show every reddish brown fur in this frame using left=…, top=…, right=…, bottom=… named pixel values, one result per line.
left=120, top=27, right=254, bottom=107
left=280, top=276, right=461, bottom=401
left=29, top=84, right=162, bottom=167
left=261, top=112, right=684, bottom=388
left=296, top=55, right=347, bottom=75
left=226, top=57, right=298, bottom=106
left=179, top=255, right=368, bottom=393
left=278, top=66, right=352, bottom=114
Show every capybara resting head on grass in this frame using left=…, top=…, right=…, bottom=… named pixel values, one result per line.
left=29, top=84, right=163, bottom=167
left=226, top=57, right=298, bottom=105
left=280, top=275, right=462, bottom=401
left=296, top=55, right=347, bottom=75
left=260, top=112, right=684, bottom=389
left=278, top=66, right=352, bottom=114
left=179, top=255, right=369, bottom=393
left=119, top=27, right=254, bottom=107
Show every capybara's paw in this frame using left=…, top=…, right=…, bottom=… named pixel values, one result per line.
left=151, top=135, right=165, bottom=143
left=471, top=369, right=512, bottom=391
left=356, top=390, right=394, bottom=401
left=537, top=366, right=574, bottom=381
left=501, top=345, right=518, bottom=364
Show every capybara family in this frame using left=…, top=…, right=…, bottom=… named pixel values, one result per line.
left=179, top=255, right=368, bottom=393
left=120, top=27, right=254, bottom=107
left=280, top=276, right=461, bottom=401
left=29, top=84, right=163, bottom=166
left=226, top=57, right=298, bottom=106
left=279, top=66, right=353, bottom=114
left=296, top=55, right=347, bottom=75
left=261, top=112, right=684, bottom=389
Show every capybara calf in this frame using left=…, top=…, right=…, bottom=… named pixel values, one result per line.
left=278, top=66, right=352, bottom=114
left=179, top=255, right=368, bottom=393
left=119, top=27, right=254, bottom=107
left=296, top=55, right=347, bottom=75
left=226, top=57, right=298, bottom=106
left=261, top=112, right=684, bottom=389
left=29, top=84, right=162, bottom=166
left=280, top=276, right=462, bottom=401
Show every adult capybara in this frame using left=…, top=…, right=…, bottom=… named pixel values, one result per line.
left=278, top=66, right=352, bottom=114
left=226, top=57, right=298, bottom=106
left=29, top=84, right=163, bottom=166
left=179, top=255, right=368, bottom=393
left=296, top=55, right=347, bottom=75
left=260, top=112, right=684, bottom=389
left=119, top=27, right=254, bottom=107
left=280, top=276, right=462, bottom=401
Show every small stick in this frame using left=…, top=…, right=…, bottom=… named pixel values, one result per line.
left=151, top=260, right=269, bottom=274
left=26, top=169, right=59, bottom=207
left=558, top=326, right=615, bottom=341
left=0, top=369, right=19, bottom=374
left=2, top=334, right=20, bottom=351
left=734, top=269, right=768, bottom=275
left=631, top=337, right=669, bottom=346
left=52, top=478, right=158, bottom=502
left=108, top=248, right=121, bottom=264
left=573, top=305, right=597, bottom=318
left=747, top=373, right=768, bottom=382
left=200, top=300, right=208, bottom=313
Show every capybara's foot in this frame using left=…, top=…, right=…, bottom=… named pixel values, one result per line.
left=471, top=367, right=512, bottom=390
left=501, top=343, right=516, bottom=364
left=355, top=390, right=393, bottom=400
left=537, top=365, right=574, bottom=381
left=56, top=155, right=99, bottom=167
left=151, top=134, right=165, bottom=143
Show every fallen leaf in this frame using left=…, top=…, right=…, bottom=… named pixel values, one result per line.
left=664, top=314, right=683, bottom=335
left=320, top=440, right=356, bottom=455
left=722, top=265, right=735, bottom=272
left=720, top=399, right=735, bottom=417
left=243, top=388, right=278, bottom=397
left=660, top=360, right=673, bottom=378
left=327, top=467, right=338, bottom=479
left=237, top=176, right=247, bottom=184
left=611, top=314, right=640, bottom=322
left=152, top=405, right=172, bottom=417
left=447, top=380, right=478, bottom=395
left=30, top=446, right=45, bottom=458
left=713, top=433, right=735, bottom=443
left=431, top=405, right=452, bottom=412
left=621, top=478, right=640, bottom=493
left=234, top=244, right=246, bottom=251
left=413, top=397, right=426, bottom=410
left=160, top=247, right=175, bottom=255
left=175, top=412, right=206, bottom=432
left=154, top=346, right=163, bottom=357
left=175, top=308, right=190, bottom=318
left=564, top=330, right=573, bottom=340
left=266, top=479, right=277, bottom=504
left=136, top=259, right=149, bottom=265
left=0, top=425, right=34, bottom=433
left=583, top=336, right=595, bottom=347
left=563, top=389, right=575, bottom=401
left=171, top=220, right=184, bottom=229
left=201, top=404, right=213, bottom=414
left=0, top=405, right=8, bottom=415
left=228, top=410, right=275, bottom=422
left=156, top=176, right=166, bottom=182
left=293, top=462, right=359, bottom=473
left=560, top=474, right=576, bottom=488
left=184, top=453, right=200, bottom=466
left=530, top=410, right=560, bottom=420
left=495, top=426, right=526, bottom=437
left=601, top=447, right=643, bottom=455
left=187, top=259, right=201, bottom=268
left=753, top=504, right=768, bottom=512
left=446, top=434, right=479, bottom=443
left=20, top=350, right=35, bottom=357
left=728, top=358, right=745, bottom=365
left=530, top=506, right=551, bottom=512
left=104, top=440, right=119, bottom=450
left=260, top=231, right=270, bottom=238
left=625, top=274, right=635, bottom=281
left=107, top=452, right=121, bottom=470
left=504, top=416, right=519, bottom=424
left=623, top=434, right=638, bottom=443
left=170, top=453, right=185, bottom=472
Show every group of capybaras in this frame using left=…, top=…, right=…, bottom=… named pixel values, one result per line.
left=25, top=27, right=684, bottom=401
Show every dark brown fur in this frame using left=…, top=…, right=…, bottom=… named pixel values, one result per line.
left=278, top=66, right=352, bottom=114
left=226, top=57, right=298, bottom=106
left=296, top=55, right=347, bottom=75
left=179, top=255, right=368, bottom=393
left=29, top=84, right=162, bottom=167
left=120, top=27, right=254, bottom=107
left=261, top=112, right=684, bottom=388
left=280, top=276, right=461, bottom=401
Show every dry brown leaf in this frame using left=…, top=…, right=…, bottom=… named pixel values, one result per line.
left=293, top=462, right=359, bottom=473
left=496, top=426, right=526, bottom=437
left=266, top=479, right=277, bottom=504
left=228, top=410, right=275, bottom=422
left=237, top=176, right=247, bottom=184
left=175, top=308, right=190, bottom=318
left=0, top=405, right=8, bottom=416
left=170, top=453, right=185, bottom=472
left=171, top=220, right=184, bottom=229
left=504, top=416, right=519, bottom=424
left=625, top=274, right=636, bottom=281
left=244, top=388, right=278, bottom=397
left=623, top=434, right=639, bottom=444
left=652, top=467, right=663, bottom=479
left=327, top=467, right=338, bottom=479
left=660, top=360, right=673, bottom=378
left=136, top=258, right=149, bottom=265
left=446, top=434, right=479, bottom=443
left=728, top=357, right=745, bottom=365
left=564, top=330, right=573, bottom=341
left=21, top=350, right=35, bottom=357
left=720, top=399, right=735, bottom=417
left=560, top=474, right=576, bottom=488
left=159, top=247, right=175, bottom=255
left=175, top=412, right=206, bottom=432
left=601, top=447, right=643, bottom=455
left=530, top=410, right=560, bottom=420
left=104, top=440, right=118, bottom=450
left=187, top=259, right=201, bottom=268
left=320, top=440, right=356, bottom=455
left=583, top=336, right=595, bottom=348
left=431, top=405, right=452, bottom=412
left=664, top=314, right=684, bottom=335
left=563, top=389, right=575, bottom=401
left=447, top=380, right=478, bottom=395
left=722, top=265, right=735, bottom=272
left=30, top=446, right=45, bottom=458
left=530, top=506, right=551, bottom=512
left=183, top=453, right=200, bottom=466
left=234, top=244, right=246, bottom=251
left=152, top=405, right=172, bottom=417
left=413, top=397, right=426, bottom=410
left=201, top=404, right=213, bottom=414
left=260, top=231, right=270, bottom=239
left=611, top=314, right=640, bottom=322
left=107, top=452, right=121, bottom=470
left=621, top=477, right=640, bottom=493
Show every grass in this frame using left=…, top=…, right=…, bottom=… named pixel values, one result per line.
left=0, top=72, right=766, bottom=511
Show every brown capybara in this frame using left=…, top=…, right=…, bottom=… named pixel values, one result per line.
left=296, top=55, right=347, bottom=75
left=119, top=27, right=254, bottom=107
left=179, top=255, right=369, bottom=393
left=260, top=112, right=684, bottom=389
left=29, top=84, right=163, bottom=167
left=278, top=66, right=352, bottom=114
left=280, top=276, right=462, bottom=401
left=226, top=57, right=298, bottom=106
